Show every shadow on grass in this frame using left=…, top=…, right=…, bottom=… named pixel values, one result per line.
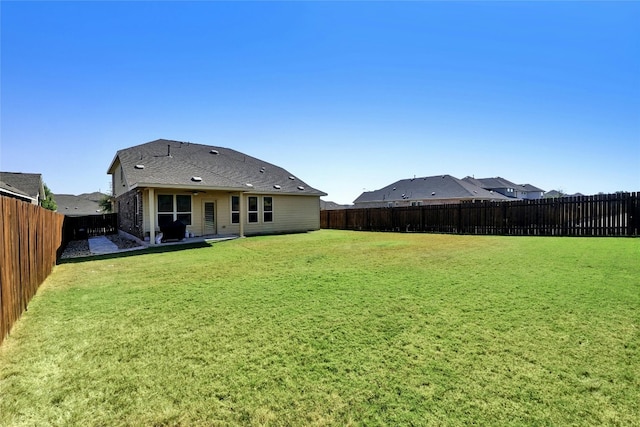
left=57, top=241, right=213, bottom=264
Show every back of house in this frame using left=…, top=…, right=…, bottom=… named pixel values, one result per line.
left=107, top=139, right=326, bottom=243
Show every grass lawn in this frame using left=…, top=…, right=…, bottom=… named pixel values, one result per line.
left=1, top=230, right=638, bottom=426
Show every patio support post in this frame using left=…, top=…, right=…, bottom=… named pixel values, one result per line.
left=148, top=188, right=156, bottom=245
left=239, top=192, right=245, bottom=238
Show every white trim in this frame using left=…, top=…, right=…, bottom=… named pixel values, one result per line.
left=148, top=188, right=156, bottom=245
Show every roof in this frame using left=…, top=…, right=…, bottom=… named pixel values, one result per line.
left=0, top=172, right=44, bottom=200
left=353, top=175, right=510, bottom=204
left=463, top=176, right=545, bottom=193
left=519, top=183, right=544, bottom=192
left=463, top=176, right=519, bottom=190
left=320, top=200, right=352, bottom=210
left=108, top=139, right=326, bottom=196
left=54, top=192, right=108, bottom=216
left=0, top=179, right=35, bottom=202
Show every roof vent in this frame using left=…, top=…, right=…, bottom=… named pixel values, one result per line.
left=392, top=187, right=396, bottom=191
left=273, top=184, right=281, bottom=189
left=260, top=167, right=266, bottom=173
left=431, top=192, right=436, bottom=196
left=191, top=176, right=202, bottom=182
left=210, top=149, right=219, bottom=155
left=289, top=176, right=295, bottom=180
left=297, top=186, right=305, bottom=190
left=246, top=183, right=253, bottom=187
left=135, top=164, right=145, bottom=169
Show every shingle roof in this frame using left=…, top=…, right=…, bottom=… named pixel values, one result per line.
left=464, top=176, right=519, bottom=190
left=354, top=175, right=510, bottom=204
left=0, top=179, right=34, bottom=202
left=0, top=172, right=44, bottom=200
left=463, top=176, right=545, bottom=194
left=54, top=192, right=108, bottom=216
left=519, top=183, right=545, bottom=192
left=108, top=139, right=326, bottom=196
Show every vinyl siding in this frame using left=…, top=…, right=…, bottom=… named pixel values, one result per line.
left=140, top=190, right=320, bottom=237
left=242, top=194, right=320, bottom=235
left=111, top=161, right=128, bottom=198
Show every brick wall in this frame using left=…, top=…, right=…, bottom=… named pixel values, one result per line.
left=116, top=190, right=143, bottom=239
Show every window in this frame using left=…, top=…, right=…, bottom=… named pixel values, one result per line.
left=231, top=195, right=240, bottom=224
left=263, top=197, right=273, bottom=222
left=248, top=196, right=258, bottom=223
left=158, top=194, right=191, bottom=226
left=158, top=194, right=174, bottom=226
left=176, top=195, right=191, bottom=225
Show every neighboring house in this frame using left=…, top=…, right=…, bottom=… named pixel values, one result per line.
left=544, top=190, right=586, bottom=199
left=320, top=200, right=352, bottom=210
left=353, top=175, right=510, bottom=208
left=0, top=172, right=45, bottom=205
left=107, top=139, right=327, bottom=243
left=462, top=176, right=545, bottom=200
left=54, top=192, right=108, bottom=216
left=516, top=183, right=546, bottom=200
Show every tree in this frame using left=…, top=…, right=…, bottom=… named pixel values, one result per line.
left=99, top=194, right=113, bottom=213
left=41, top=183, right=57, bottom=211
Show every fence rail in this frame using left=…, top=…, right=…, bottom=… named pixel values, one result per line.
left=1, top=196, right=64, bottom=345
left=321, top=192, right=640, bottom=237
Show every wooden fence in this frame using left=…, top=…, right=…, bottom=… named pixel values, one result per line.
left=1, top=196, right=64, bottom=345
left=62, top=213, right=117, bottom=241
left=321, top=192, right=640, bottom=237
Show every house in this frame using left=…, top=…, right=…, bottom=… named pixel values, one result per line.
left=462, top=176, right=544, bottom=200
left=544, top=190, right=586, bottom=199
left=54, top=192, right=108, bottom=216
left=353, top=175, right=510, bottom=208
left=516, top=183, right=546, bottom=200
left=320, top=200, right=352, bottom=210
left=0, top=172, right=45, bottom=205
left=107, top=139, right=326, bottom=243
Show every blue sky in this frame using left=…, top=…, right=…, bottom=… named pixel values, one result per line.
left=1, top=1, right=638, bottom=204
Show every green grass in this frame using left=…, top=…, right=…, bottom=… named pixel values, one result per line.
left=1, top=230, right=638, bottom=426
